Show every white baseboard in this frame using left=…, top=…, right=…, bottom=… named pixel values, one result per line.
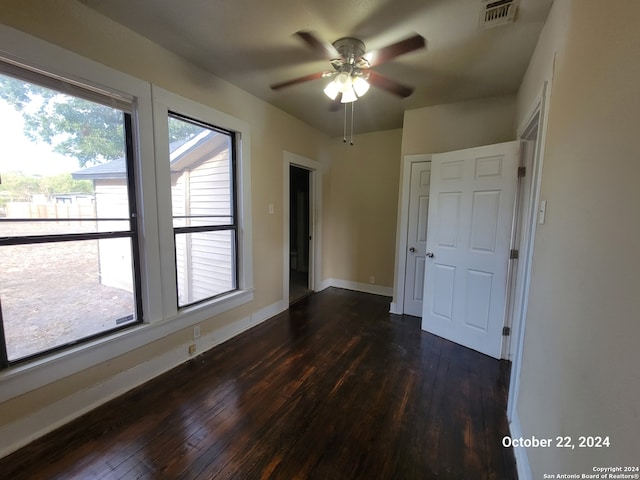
left=0, top=299, right=285, bottom=460
left=509, top=410, right=531, bottom=480
left=319, top=278, right=393, bottom=297
left=251, top=299, right=288, bottom=326
left=316, top=278, right=333, bottom=292
left=389, top=302, right=402, bottom=314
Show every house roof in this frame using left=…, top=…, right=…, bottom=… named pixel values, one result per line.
left=71, top=156, right=128, bottom=180
left=72, top=132, right=218, bottom=180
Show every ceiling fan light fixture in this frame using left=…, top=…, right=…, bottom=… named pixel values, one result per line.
left=323, top=80, right=340, bottom=100
left=352, top=76, right=370, bottom=97
left=335, top=72, right=352, bottom=93
left=341, top=86, right=358, bottom=103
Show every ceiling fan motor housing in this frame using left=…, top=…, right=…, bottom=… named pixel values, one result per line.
left=332, top=37, right=366, bottom=63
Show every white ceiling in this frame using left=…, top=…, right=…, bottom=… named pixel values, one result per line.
left=80, top=0, right=553, bottom=137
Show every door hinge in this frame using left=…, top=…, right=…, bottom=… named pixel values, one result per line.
left=517, top=166, right=526, bottom=178
left=509, top=249, right=519, bottom=260
left=502, top=326, right=511, bottom=336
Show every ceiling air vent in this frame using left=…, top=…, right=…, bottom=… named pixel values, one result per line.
left=479, top=0, right=519, bottom=29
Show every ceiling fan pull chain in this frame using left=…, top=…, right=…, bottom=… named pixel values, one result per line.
left=350, top=101, right=355, bottom=146
left=343, top=102, right=348, bottom=143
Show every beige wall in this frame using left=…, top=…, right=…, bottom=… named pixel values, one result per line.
left=325, top=129, right=403, bottom=289
left=402, top=94, right=516, bottom=156
left=516, top=0, right=640, bottom=474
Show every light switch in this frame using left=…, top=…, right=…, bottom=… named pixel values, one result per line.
left=538, top=200, right=547, bottom=224
left=268, top=203, right=274, bottom=214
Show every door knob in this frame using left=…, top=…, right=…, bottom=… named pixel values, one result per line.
left=409, top=247, right=416, bottom=253
left=426, top=252, right=435, bottom=258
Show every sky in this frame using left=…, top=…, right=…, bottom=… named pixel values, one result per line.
left=0, top=100, right=79, bottom=177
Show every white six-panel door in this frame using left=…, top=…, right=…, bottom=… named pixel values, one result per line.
left=403, top=161, right=431, bottom=317
left=422, top=142, right=519, bottom=359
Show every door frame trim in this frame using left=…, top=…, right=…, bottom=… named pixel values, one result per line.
left=283, top=151, right=322, bottom=304
left=507, top=81, right=550, bottom=420
left=391, top=154, right=432, bottom=314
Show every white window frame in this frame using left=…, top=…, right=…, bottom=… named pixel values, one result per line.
left=0, top=25, right=253, bottom=402
left=151, top=85, right=254, bottom=321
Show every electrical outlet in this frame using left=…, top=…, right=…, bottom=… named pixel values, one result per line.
left=193, top=325, right=201, bottom=340
left=369, top=276, right=375, bottom=284
left=188, top=344, right=196, bottom=356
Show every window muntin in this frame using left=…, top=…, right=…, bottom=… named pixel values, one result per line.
left=167, top=113, right=238, bottom=308
left=0, top=69, right=141, bottom=365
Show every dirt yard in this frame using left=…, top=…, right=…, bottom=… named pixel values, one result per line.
left=0, top=222, right=135, bottom=361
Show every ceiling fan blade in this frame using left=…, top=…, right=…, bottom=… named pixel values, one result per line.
left=270, top=71, right=327, bottom=90
left=365, top=34, right=426, bottom=67
left=295, top=31, right=340, bottom=59
left=367, top=71, right=415, bottom=98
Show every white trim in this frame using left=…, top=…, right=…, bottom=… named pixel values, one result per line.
left=0, top=297, right=284, bottom=459
left=322, top=278, right=393, bottom=297
left=251, top=299, right=288, bottom=326
left=509, top=412, right=532, bottom=480
left=282, top=151, right=322, bottom=304
left=504, top=81, right=551, bottom=480
left=391, top=153, right=432, bottom=314
left=316, top=278, right=333, bottom=292
left=151, top=85, right=254, bottom=318
left=508, top=81, right=550, bottom=418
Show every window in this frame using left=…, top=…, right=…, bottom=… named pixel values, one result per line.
left=0, top=26, right=253, bottom=386
left=167, top=114, right=238, bottom=307
left=0, top=65, right=141, bottom=366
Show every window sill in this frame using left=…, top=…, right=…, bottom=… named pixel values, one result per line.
left=0, top=288, right=254, bottom=403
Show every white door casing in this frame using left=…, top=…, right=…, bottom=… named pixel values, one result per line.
left=422, top=141, right=519, bottom=359
left=403, top=161, right=431, bottom=317
left=282, top=151, right=321, bottom=305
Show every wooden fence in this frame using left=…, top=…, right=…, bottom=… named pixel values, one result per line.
left=5, top=202, right=97, bottom=220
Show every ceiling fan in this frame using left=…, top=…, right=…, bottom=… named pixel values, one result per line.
left=270, top=31, right=426, bottom=104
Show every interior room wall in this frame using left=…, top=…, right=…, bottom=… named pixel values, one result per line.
left=0, top=0, right=331, bottom=455
left=401, top=94, right=516, bottom=156
left=324, top=129, right=403, bottom=293
left=515, top=0, right=640, bottom=474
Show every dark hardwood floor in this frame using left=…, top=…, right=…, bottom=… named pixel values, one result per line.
left=0, top=288, right=517, bottom=479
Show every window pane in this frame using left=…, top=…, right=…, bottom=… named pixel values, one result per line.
left=0, top=70, right=139, bottom=363
left=175, top=230, right=236, bottom=307
left=0, top=72, right=131, bottom=235
left=0, top=238, right=137, bottom=361
left=168, top=115, right=233, bottom=228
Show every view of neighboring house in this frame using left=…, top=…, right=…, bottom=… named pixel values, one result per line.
left=73, top=130, right=234, bottom=304
left=52, top=193, right=94, bottom=205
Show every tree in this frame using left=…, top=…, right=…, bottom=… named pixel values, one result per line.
left=0, top=172, right=40, bottom=203
left=0, top=74, right=202, bottom=167
left=0, top=172, right=93, bottom=206
left=40, top=174, right=93, bottom=198
left=0, top=76, right=124, bottom=167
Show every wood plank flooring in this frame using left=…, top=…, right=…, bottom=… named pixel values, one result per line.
left=0, top=287, right=517, bottom=479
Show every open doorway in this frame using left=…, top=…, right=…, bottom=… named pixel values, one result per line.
left=289, top=165, right=311, bottom=303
